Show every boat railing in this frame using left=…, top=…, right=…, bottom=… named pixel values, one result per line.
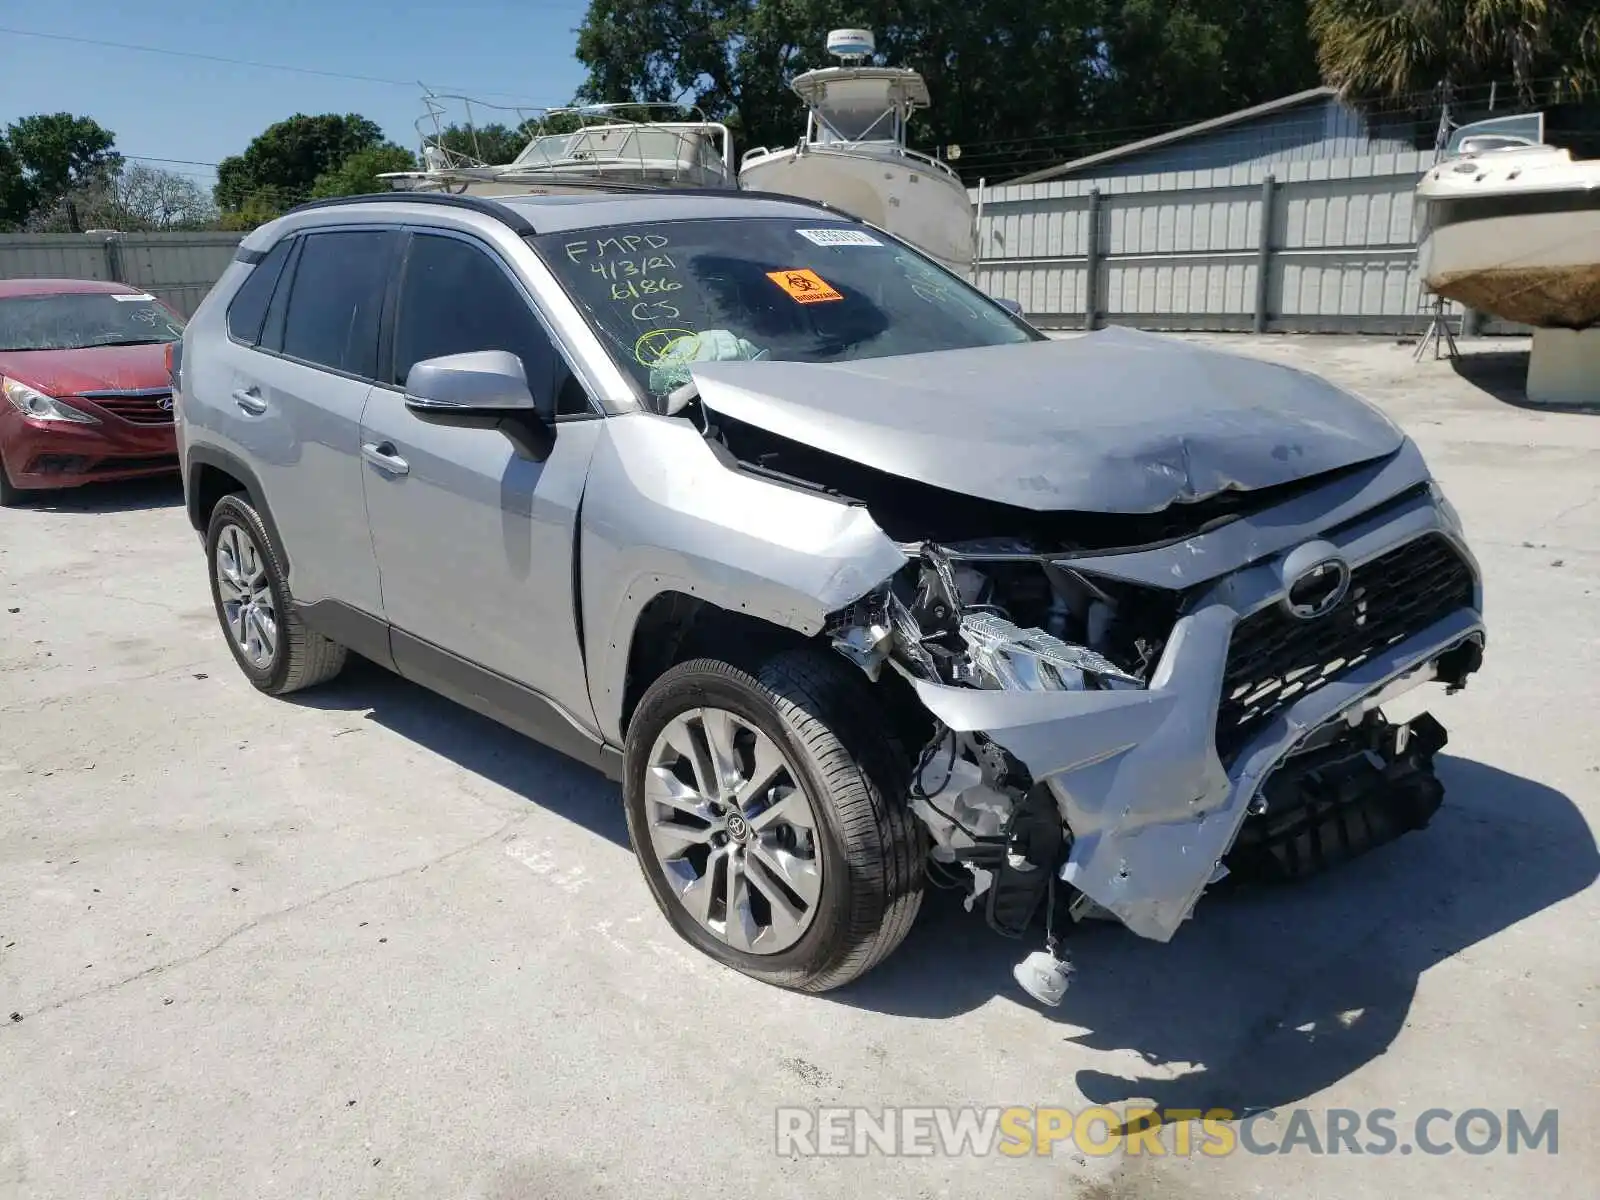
left=741, top=126, right=964, bottom=184
left=412, top=92, right=735, bottom=176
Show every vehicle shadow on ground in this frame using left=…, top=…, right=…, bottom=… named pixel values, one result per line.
left=830, top=755, right=1598, bottom=1117
left=17, top=475, right=184, bottom=513
left=289, top=654, right=630, bottom=846
left=1450, top=347, right=1600, bottom=414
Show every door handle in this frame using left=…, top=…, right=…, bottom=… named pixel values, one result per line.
left=231, top=387, right=267, bottom=415
left=361, top=441, right=409, bottom=476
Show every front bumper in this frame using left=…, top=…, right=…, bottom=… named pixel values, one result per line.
left=0, top=408, right=177, bottom=490
left=905, top=473, right=1484, bottom=942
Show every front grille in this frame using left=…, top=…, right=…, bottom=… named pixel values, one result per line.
left=1215, top=534, right=1475, bottom=765
left=79, top=391, right=174, bottom=425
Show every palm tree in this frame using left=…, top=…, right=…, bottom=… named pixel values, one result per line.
left=1308, top=0, right=1600, bottom=103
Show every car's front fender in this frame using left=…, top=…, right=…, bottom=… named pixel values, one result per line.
left=579, top=411, right=906, bottom=745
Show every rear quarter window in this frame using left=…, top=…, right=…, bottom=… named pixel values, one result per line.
left=226, top=238, right=294, bottom=345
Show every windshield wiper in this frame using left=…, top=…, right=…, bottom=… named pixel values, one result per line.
left=88, top=338, right=172, bottom=348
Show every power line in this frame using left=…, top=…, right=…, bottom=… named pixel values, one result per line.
left=125, top=155, right=221, bottom=169
left=0, top=24, right=572, bottom=104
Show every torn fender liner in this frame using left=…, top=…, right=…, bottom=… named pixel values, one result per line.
left=688, top=328, right=1404, bottom=515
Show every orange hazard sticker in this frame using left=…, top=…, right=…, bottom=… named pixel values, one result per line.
left=766, top=268, right=843, bottom=304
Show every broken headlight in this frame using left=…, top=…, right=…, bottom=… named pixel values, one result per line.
left=829, top=545, right=1167, bottom=693
left=957, top=610, right=1144, bottom=691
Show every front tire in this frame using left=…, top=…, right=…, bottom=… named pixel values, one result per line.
left=206, top=492, right=346, bottom=695
left=0, top=454, right=27, bottom=507
left=623, top=649, right=924, bottom=992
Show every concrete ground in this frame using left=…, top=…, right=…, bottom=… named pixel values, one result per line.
left=1, top=334, right=1595, bottom=1199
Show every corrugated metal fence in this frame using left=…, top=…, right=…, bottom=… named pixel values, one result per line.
left=0, top=153, right=1515, bottom=337
left=0, top=232, right=243, bottom=317
left=974, top=149, right=1519, bottom=335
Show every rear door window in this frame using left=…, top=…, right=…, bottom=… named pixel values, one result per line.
left=279, top=230, right=394, bottom=378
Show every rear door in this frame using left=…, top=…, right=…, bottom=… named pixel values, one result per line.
left=358, top=228, right=601, bottom=724
left=228, top=228, right=396, bottom=614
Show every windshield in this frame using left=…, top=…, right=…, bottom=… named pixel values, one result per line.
left=0, top=292, right=185, bottom=352
left=531, top=217, right=1039, bottom=398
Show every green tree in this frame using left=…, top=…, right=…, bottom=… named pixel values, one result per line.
left=434, top=122, right=526, bottom=164
left=0, top=138, right=29, bottom=230
left=310, top=144, right=420, bottom=197
left=215, top=193, right=286, bottom=233
left=573, top=0, right=1323, bottom=181
left=1309, top=0, right=1600, bottom=102
left=1, top=113, right=122, bottom=223
left=215, top=113, right=386, bottom=213
left=1094, top=1, right=1319, bottom=129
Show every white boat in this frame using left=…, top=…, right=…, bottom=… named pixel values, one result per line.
left=738, top=30, right=976, bottom=277
left=1415, top=114, right=1600, bottom=330
left=382, top=96, right=736, bottom=197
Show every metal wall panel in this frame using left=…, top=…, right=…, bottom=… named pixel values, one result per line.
left=0, top=235, right=117, bottom=285
left=0, top=232, right=243, bottom=317
left=974, top=149, right=1487, bottom=336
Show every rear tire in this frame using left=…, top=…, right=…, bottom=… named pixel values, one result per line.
left=623, top=648, right=924, bottom=993
left=206, top=492, right=346, bottom=695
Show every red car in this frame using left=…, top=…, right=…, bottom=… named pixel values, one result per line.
left=0, top=278, right=185, bottom=505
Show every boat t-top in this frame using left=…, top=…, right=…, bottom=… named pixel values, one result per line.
left=382, top=94, right=736, bottom=197
left=738, top=30, right=976, bottom=277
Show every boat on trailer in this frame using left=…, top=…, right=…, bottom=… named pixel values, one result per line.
left=382, top=95, right=737, bottom=197
left=737, top=30, right=976, bottom=277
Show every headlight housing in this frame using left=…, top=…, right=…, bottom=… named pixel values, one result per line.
left=1428, top=479, right=1463, bottom=534
left=1, top=376, right=99, bottom=424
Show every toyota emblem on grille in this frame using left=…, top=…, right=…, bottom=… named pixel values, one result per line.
left=1279, top=541, right=1352, bottom=620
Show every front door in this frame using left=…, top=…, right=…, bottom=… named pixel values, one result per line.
left=358, top=229, right=601, bottom=727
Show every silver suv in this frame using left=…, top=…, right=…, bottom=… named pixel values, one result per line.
left=175, top=190, right=1486, bottom=1003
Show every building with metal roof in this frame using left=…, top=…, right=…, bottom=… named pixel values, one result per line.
left=1010, top=87, right=1422, bottom=184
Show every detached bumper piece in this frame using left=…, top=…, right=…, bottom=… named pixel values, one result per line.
left=1224, top=711, right=1450, bottom=884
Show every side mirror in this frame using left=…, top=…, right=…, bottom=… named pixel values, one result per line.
left=404, top=350, right=555, bottom=461
left=994, top=297, right=1024, bottom=318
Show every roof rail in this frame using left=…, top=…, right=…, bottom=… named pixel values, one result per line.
left=282, top=191, right=537, bottom=235
left=497, top=182, right=859, bottom=220
left=279, top=184, right=862, bottom=231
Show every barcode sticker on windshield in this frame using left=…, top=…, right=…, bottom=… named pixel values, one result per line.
left=795, top=228, right=882, bottom=247
left=112, top=293, right=157, bottom=302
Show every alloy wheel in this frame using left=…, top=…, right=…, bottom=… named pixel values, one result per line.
left=215, top=523, right=278, bottom=669
left=644, top=707, right=823, bottom=953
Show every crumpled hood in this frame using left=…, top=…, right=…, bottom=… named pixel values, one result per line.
left=688, top=327, right=1404, bottom=514
left=0, top=344, right=170, bottom=397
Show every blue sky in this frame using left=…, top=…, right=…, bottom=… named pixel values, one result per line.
left=0, top=1, right=593, bottom=194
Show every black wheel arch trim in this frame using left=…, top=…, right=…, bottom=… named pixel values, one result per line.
left=186, top=443, right=292, bottom=574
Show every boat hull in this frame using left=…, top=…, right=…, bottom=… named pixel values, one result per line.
left=739, top=146, right=975, bottom=276
left=1419, top=205, right=1600, bottom=328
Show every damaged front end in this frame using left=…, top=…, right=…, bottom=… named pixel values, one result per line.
left=825, top=516, right=1485, bottom=1004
